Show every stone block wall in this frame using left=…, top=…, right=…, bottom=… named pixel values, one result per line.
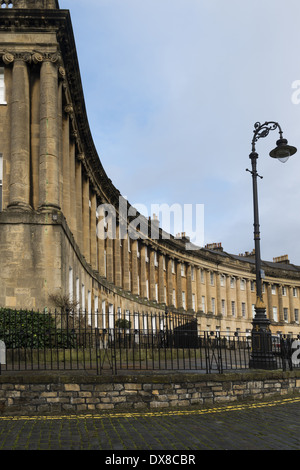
left=0, top=371, right=300, bottom=415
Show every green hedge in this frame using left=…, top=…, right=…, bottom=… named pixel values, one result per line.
left=0, top=308, right=76, bottom=349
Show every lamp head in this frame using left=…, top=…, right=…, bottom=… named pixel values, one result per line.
left=269, top=138, right=297, bottom=163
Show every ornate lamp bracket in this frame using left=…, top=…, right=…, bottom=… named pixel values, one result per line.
left=251, top=121, right=283, bottom=152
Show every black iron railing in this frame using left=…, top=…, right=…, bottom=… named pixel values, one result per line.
left=0, top=308, right=299, bottom=375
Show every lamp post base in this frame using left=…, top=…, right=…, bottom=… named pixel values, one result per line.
left=249, top=307, right=278, bottom=370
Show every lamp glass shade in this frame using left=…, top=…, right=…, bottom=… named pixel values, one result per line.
left=278, top=156, right=289, bottom=164
left=269, top=138, right=297, bottom=163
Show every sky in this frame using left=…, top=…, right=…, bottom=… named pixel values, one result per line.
left=61, top=0, right=300, bottom=265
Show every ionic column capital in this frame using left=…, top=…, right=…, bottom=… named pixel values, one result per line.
left=1, top=51, right=62, bottom=66
left=2, top=51, right=14, bottom=64
left=32, top=52, right=44, bottom=64
left=42, top=51, right=62, bottom=64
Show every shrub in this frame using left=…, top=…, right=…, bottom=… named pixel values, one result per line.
left=0, top=308, right=76, bottom=349
left=115, top=318, right=132, bottom=330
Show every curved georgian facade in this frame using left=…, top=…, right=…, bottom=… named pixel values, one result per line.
left=0, top=0, right=300, bottom=336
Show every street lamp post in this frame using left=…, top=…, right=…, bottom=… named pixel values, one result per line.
left=248, top=122, right=297, bottom=369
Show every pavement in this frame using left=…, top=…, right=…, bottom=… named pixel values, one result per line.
left=0, top=396, right=300, bottom=452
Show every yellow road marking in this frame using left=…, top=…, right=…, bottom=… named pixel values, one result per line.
left=0, top=396, right=300, bottom=421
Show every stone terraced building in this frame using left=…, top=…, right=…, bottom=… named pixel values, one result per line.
left=0, top=0, right=300, bottom=337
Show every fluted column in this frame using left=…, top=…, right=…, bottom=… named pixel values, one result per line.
left=9, top=55, right=31, bottom=210
left=39, top=56, right=60, bottom=211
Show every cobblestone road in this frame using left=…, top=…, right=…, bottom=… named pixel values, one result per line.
left=0, top=396, right=299, bottom=451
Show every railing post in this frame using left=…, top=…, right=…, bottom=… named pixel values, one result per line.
left=0, top=340, right=5, bottom=375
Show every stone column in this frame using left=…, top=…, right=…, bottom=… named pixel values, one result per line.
left=30, top=66, right=40, bottom=210
left=267, top=283, right=273, bottom=321
left=289, top=286, right=295, bottom=323
left=140, top=244, right=147, bottom=298
left=216, top=273, right=222, bottom=316
left=196, top=267, right=203, bottom=312
left=176, top=262, right=183, bottom=309
left=122, top=236, right=130, bottom=291
left=97, top=202, right=106, bottom=278
left=131, top=240, right=138, bottom=295
left=114, top=225, right=121, bottom=287
left=69, top=140, right=77, bottom=238
left=167, top=257, right=173, bottom=307
left=186, top=264, right=193, bottom=311
left=236, top=277, right=242, bottom=318
left=149, top=250, right=156, bottom=301
left=246, top=279, right=252, bottom=321
left=206, top=270, right=212, bottom=314
left=39, top=56, right=60, bottom=211
left=62, top=111, right=70, bottom=222
left=82, top=175, right=90, bottom=263
left=9, top=55, right=31, bottom=210
left=57, top=79, right=63, bottom=215
left=106, top=235, right=114, bottom=284
left=90, top=191, right=97, bottom=271
left=75, top=159, right=83, bottom=251
left=226, top=275, right=231, bottom=318
left=278, top=285, right=284, bottom=322
left=158, top=253, right=165, bottom=304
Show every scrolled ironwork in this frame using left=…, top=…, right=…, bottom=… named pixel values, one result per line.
left=251, top=121, right=283, bottom=152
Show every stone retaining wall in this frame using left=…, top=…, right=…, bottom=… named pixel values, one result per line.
left=1, top=371, right=300, bottom=414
